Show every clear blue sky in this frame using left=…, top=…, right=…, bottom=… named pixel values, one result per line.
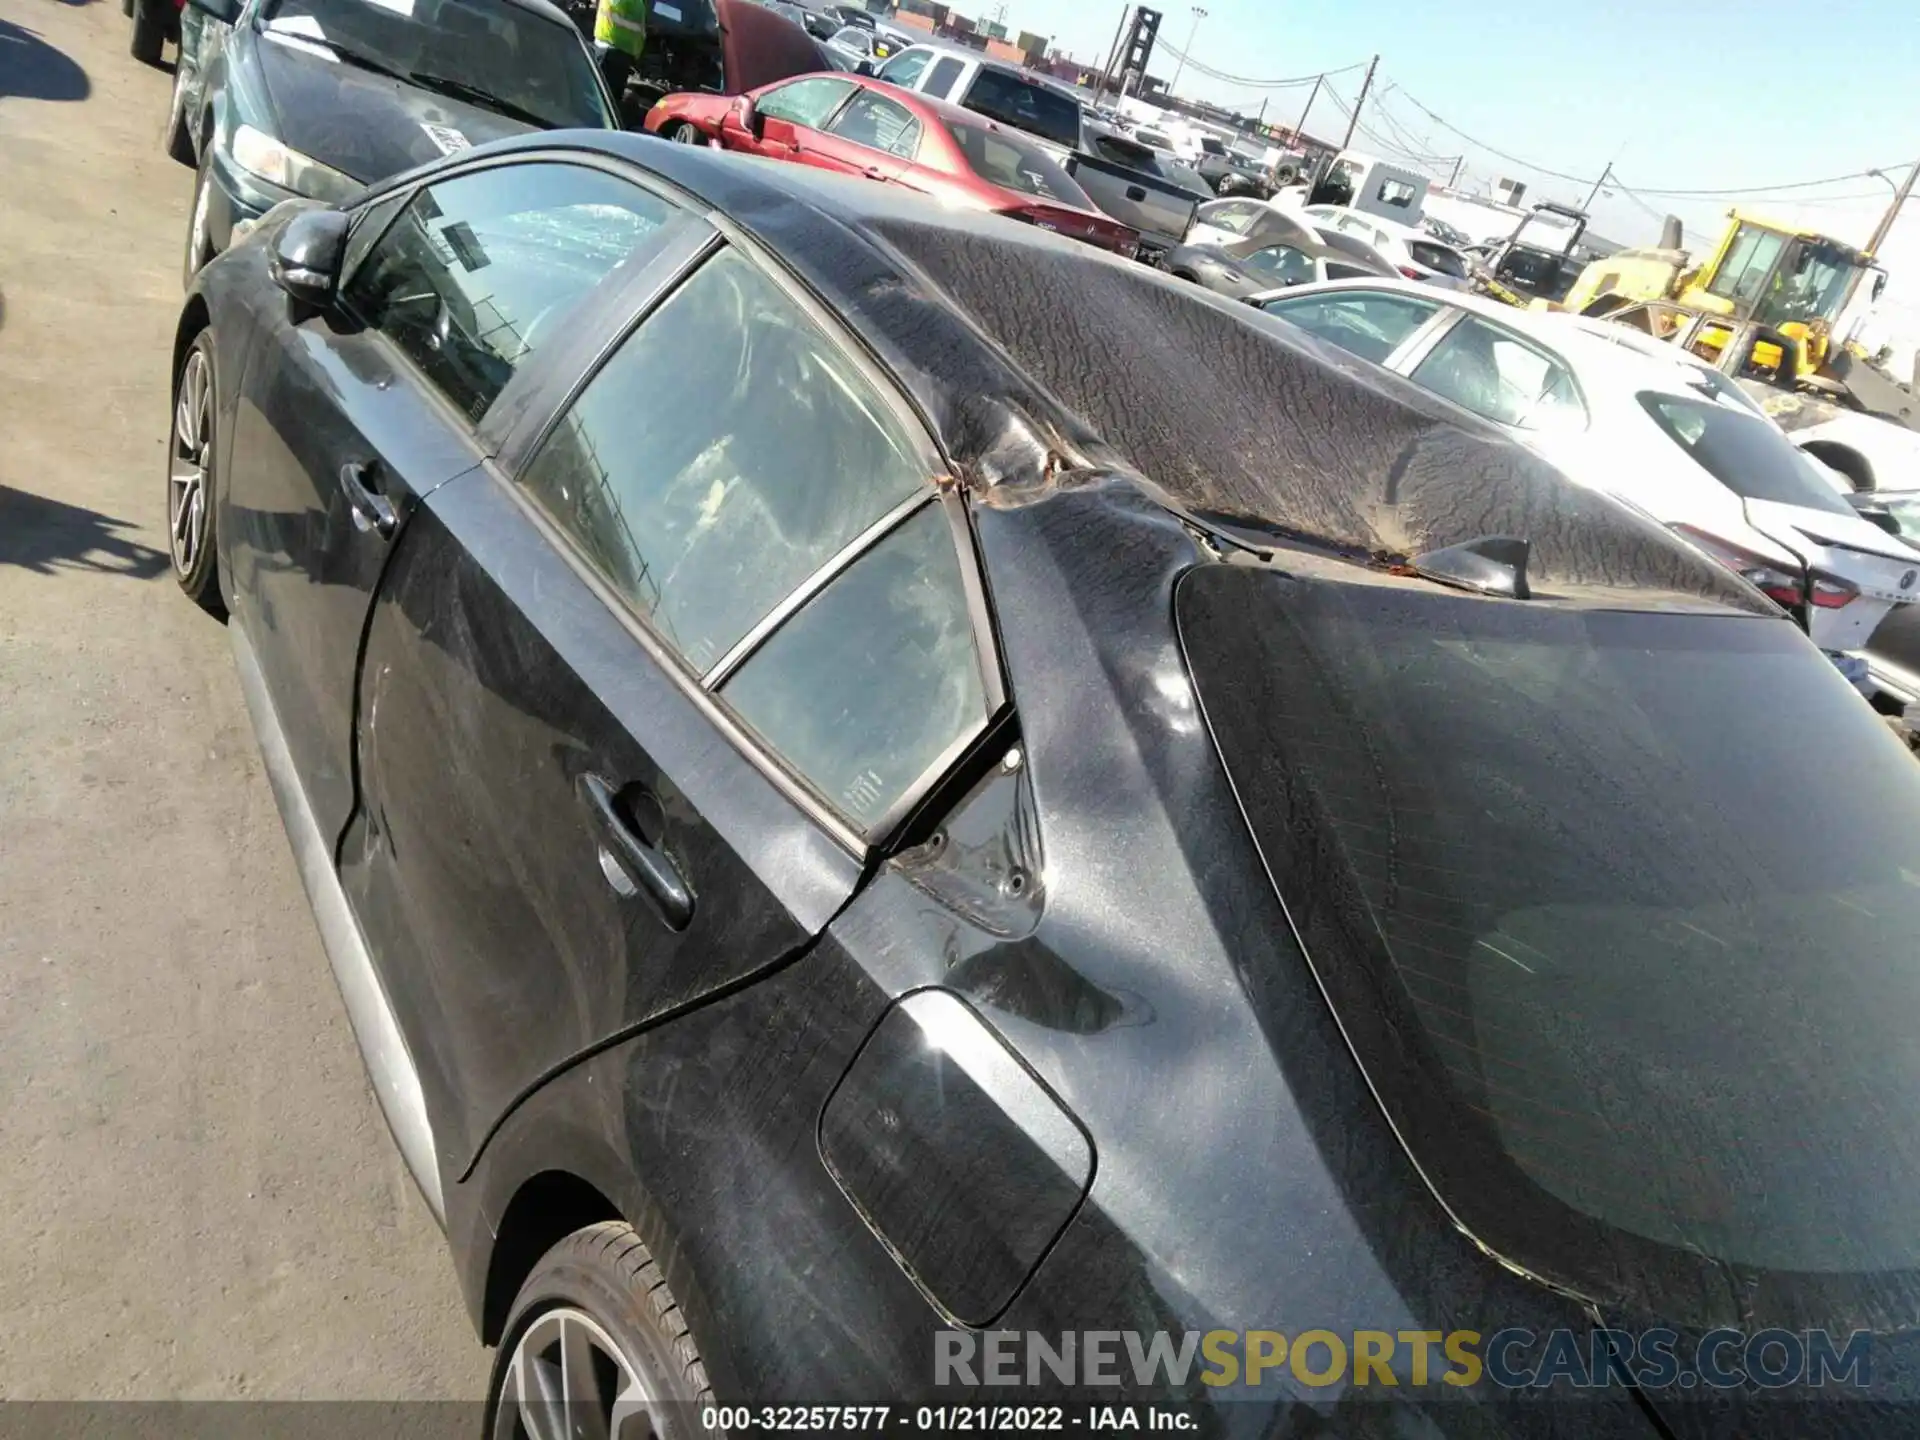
left=999, top=0, right=1920, bottom=333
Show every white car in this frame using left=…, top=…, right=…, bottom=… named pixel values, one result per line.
left=1254, top=279, right=1920, bottom=680
left=1302, top=205, right=1474, bottom=290
left=822, top=23, right=907, bottom=70
left=1565, top=315, right=1920, bottom=497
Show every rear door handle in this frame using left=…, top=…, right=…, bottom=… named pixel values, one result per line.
left=578, top=772, right=695, bottom=931
left=1126, top=185, right=1147, bottom=202
left=863, top=166, right=886, bottom=180
left=339, top=462, right=396, bottom=539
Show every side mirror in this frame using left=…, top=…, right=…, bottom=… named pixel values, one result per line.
left=186, top=0, right=242, bottom=22
left=732, top=95, right=764, bottom=139
left=855, top=59, right=877, bottom=76
left=269, top=207, right=350, bottom=308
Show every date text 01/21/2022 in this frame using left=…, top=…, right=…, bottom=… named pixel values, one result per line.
left=699, top=1407, right=1198, bottom=1432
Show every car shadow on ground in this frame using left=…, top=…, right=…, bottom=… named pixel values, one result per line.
left=0, top=20, right=91, bottom=102
left=0, top=486, right=169, bottom=580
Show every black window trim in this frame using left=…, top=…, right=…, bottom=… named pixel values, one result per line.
left=461, top=173, right=1009, bottom=853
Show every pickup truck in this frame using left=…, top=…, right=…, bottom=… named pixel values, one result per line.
left=872, top=43, right=1198, bottom=260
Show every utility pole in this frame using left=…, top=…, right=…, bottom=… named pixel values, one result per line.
left=1866, top=159, right=1919, bottom=255
left=1447, top=155, right=1463, bottom=189
left=1340, top=54, right=1378, bottom=151
left=1093, top=2, right=1131, bottom=105
left=1168, top=6, right=1207, bottom=95
left=1579, top=162, right=1613, bottom=213
left=1292, top=73, right=1322, bottom=146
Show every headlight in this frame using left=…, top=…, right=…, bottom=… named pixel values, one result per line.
left=229, top=123, right=359, bottom=203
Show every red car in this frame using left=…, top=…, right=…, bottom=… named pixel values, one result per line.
left=644, top=73, right=1140, bottom=257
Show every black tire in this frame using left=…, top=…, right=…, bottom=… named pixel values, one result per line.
left=130, top=0, right=166, bottom=66
left=487, top=1222, right=710, bottom=1440
left=122, top=0, right=134, bottom=15
left=168, top=330, right=226, bottom=617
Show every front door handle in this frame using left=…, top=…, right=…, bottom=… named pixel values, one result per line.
left=1125, top=184, right=1147, bottom=202
left=340, top=462, right=396, bottom=539
left=863, top=165, right=886, bottom=180
left=578, top=773, right=695, bottom=931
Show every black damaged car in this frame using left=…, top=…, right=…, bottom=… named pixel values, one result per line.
left=168, top=0, right=616, bottom=285
left=166, top=132, right=1920, bottom=1435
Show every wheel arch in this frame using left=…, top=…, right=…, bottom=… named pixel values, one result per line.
left=481, top=1170, right=624, bottom=1346
left=171, top=295, right=214, bottom=386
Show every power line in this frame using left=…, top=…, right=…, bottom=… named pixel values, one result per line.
left=1383, top=73, right=1910, bottom=200
left=1153, top=42, right=1368, bottom=90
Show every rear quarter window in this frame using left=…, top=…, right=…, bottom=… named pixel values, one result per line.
left=959, top=69, right=1081, bottom=149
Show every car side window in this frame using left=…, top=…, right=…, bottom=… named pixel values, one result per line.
left=1324, top=262, right=1372, bottom=280
left=1410, top=316, right=1586, bottom=430
left=1242, top=245, right=1315, bottom=286
left=342, top=162, right=674, bottom=423
left=922, top=56, right=967, bottom=98
left=516, top=248, right=930, bottom=678
left=757, top=76, right=858, bottom=127
left=828, top=92, right=922, bottom=159
left=1261, top=291, right=1440, bottom=366
left=720, top=500, right=988, bottom=828
left=876, top=48, right=933, bottom=88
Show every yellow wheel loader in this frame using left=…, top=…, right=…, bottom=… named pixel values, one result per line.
left=1543, top=211, right=1918, bottom=432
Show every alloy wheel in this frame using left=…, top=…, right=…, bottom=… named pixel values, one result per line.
left=169, top=348, right=212, bottom=577
left=669, top=121, right=704, bottom=145
left=493, top=1305, right=659, bottom=1440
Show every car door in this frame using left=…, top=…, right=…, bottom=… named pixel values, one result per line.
left=728, top=75, right=858, bottom=161
left=814, top=88, right=922, bottom=182
left=341, top=233, right=1005, bottom=1177
left=225, top=160, right=688, bottom=851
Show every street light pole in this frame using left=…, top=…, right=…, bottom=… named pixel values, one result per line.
left=1167, top=6, right=1206, bottom=95
left=1339, top=54, right=1379, bottom=151
left=1865, top=162, right=1918, bottom=256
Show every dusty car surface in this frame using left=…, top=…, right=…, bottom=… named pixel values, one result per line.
left=167, top=132, right=1920, bottom=1434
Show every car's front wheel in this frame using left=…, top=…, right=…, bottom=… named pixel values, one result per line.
left=664, top=120, right=706, bottom=145
left=168, top=332, right=225, bottom=616
left=487, top=1222, right=710, bottom=1440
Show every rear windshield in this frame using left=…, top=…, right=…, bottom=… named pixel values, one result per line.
left=1408, top=240, right=1467, bottom=277
left=1179, top=563, right=1920, bottom=1329
left=948, top=121, right=1092, bottom=207
left=1638, top=390, right=1855, bottom=515
left=959, top=69, right=1082, bottom=149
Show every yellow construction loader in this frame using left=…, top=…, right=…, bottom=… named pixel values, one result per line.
left=1536, top=210, right=1918, bottom=428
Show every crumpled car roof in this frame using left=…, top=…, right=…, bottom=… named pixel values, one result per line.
left=587, top=137, right=1775, bottom=612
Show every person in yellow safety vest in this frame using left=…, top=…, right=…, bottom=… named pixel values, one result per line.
left=593, top=0, right=648, bottom=109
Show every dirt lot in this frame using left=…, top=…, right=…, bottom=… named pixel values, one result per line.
left=0, top=0, right=487, bottom=1399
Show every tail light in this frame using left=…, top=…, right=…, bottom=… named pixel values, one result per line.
left=1670, top=524, right=1816, bottom=610
left=1809, top=573, right=1860, bottom=609
left=1398, top=265, right=1425, bottom=280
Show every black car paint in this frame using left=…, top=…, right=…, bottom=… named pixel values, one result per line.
left=178, top=0, right=608, bottom=267
left=249, top=31, right=537, bottom=182
left=183, top=135, right=1896, bottom=1428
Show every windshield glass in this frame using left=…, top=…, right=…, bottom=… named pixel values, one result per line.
left=959, top=69, right=1081, bottom=149
left=258, top=0, right=611, bottom=128
left=1638, top=390, right=1855, bottom=515
left=1752, top=243, right=1868, bottom=329
left=948, top=120, right=1092, bottom=207
left=1179, top=564, right=1920, bottom=1330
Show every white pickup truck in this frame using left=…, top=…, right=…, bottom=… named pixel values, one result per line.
left=873, top=43, right=1200, bottom=260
